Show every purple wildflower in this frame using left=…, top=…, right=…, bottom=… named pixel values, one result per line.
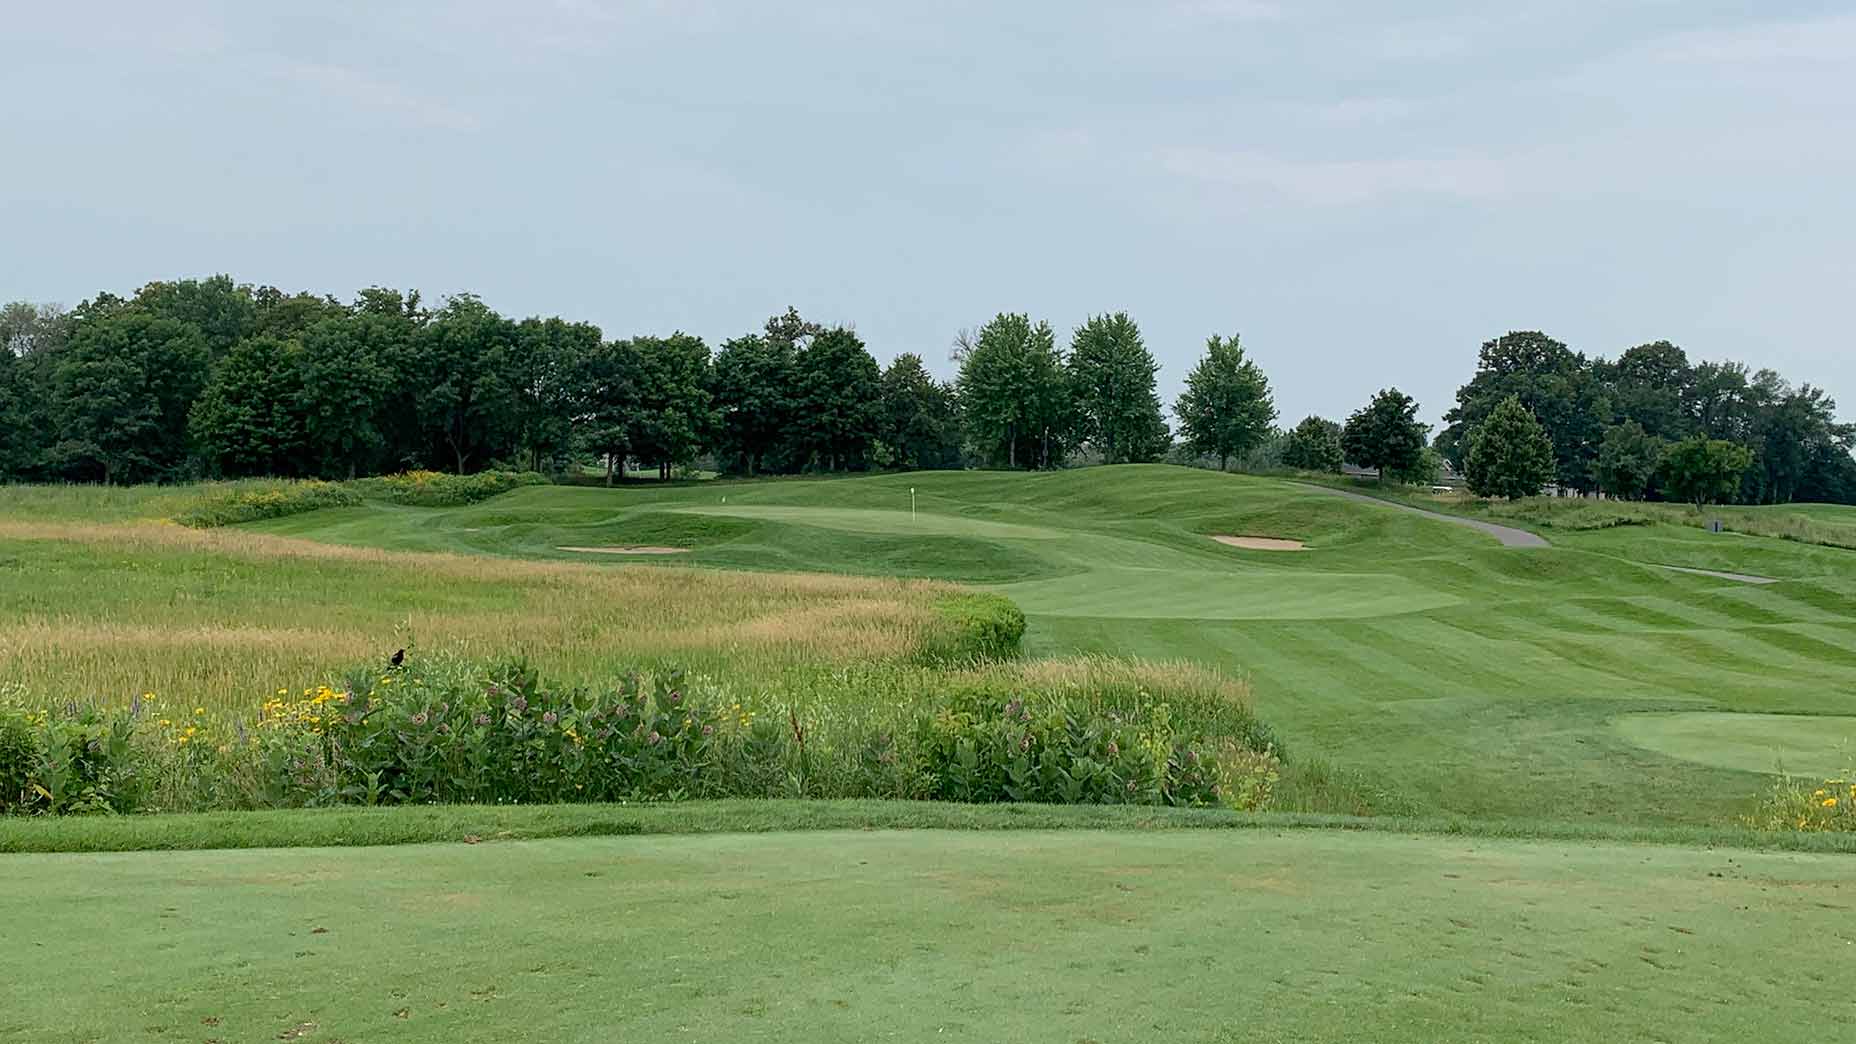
left=409, top=711, right=428, bottom=726
left=669, top=691, right=682, bottom=704
left=474, top=713, right=492, bottom=727
left=437, top=722, right=451, bottom=736
left=701, top=724, right=714, bottom=737
left=647, top=730, right=662, bottom=746
left=1106, top=741, right=1119, bottom=757
left=511, top=696, right=528, bottom=713
left=542, top=711, right=558, bottom=725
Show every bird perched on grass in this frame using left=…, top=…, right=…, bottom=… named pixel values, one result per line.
left=389, top=648, right=405, bottom=669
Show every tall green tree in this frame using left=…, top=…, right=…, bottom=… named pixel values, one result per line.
left=1594, top=421, right=1664, bottom=500
left=877, top=353, right=962, bottom=470
left=510, top=318, right=601, bottom=473
left=793, top=327, right=881, bottom=471
left=1, top=301, right=71, bottom=357
left=0, top=303, right=69, bottom=481
left=1067, top=313, right=1169, bottom=464
left=1342, top=388, right=1428, bottom=484
left=1174, top=333, right=1274, bottom=472
left=189, top=335, right=308, bottom=477
left=1464, top=396, right=1555, bottom=499
left=1685, top=361, right=1754, bottom=442
left=1282, top=416, right=1343, bottom=473
left=51, top=311, right=208, bottom=483
left=956, top=313, right=1070, bottom=469
left=0, top=344, right=29, bottom=480
left=572, top=337, right=644, bottom=484
left=1442, top=331, right=1607, bottom=490
left=1605, top=340, right=1694, bottom=442
left=629, top=333, right=713, bottom=478
left=709, top=308, right=822, bottom=475
left=1661, top=437, right=1753, bottom=508
left=251, top=286, right=348, bottom=340
left=130, top=275, right=257, bottom=359
left=287, top=315, right=390, bottom=478
left=412, top=295, right=518, bottom=474
left=711, top=334, right=796, bottom=476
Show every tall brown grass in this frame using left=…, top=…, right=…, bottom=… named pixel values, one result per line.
left=0, top=521, right=967, bottom=710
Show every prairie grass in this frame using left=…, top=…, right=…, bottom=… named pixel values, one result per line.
left=0, top=520, right=975, bottom=711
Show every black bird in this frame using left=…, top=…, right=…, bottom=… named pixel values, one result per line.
left=389, top=648, right=405, bottom=669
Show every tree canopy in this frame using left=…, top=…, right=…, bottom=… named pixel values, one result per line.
left=1464, top=396, right=1555, bottom=499
left=1174, top=333, right=1275, bottom=471
left=1342, top=389, right=1428, bottom=484
left=3, top=275, right=1851, bottom=505
left=1067, top=313, right=1170, bottom=465
left=1661, top=437, right=1754, bottom=508
left=1282, top=416, right=1343, bottom=474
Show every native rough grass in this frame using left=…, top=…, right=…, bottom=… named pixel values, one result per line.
left=0, top=519, right=986, bottom=711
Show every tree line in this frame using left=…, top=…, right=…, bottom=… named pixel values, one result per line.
left=1435, top=332, right=1856, bottom=505
left=2, top=277, right=1851, bottom=505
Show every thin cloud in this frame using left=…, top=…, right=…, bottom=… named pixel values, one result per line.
left=1641, top=13, right=1856, bottom=64
left=1156, top=147, right=1512, bottom=205
left=1176, top=0, right=1285, bottom=20
left=277, top=61, right=481, bottom=132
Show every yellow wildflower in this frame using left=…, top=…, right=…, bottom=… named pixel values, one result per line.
left=1826, top=798, right=1840, bottom=808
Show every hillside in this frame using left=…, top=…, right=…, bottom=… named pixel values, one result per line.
left=237, top=464, right=1856, bottom=825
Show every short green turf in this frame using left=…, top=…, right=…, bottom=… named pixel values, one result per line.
left=245, top=464, right=1856, bottom=825
left=1613, top=712, right=1856, bottom=778
left=5, top=829, right=1852, bottom=1043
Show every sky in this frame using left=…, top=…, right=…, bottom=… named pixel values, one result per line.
left=5, top=1, right=1853, bottom=429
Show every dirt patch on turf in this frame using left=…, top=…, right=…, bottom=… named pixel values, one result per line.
left=557, top=545, right=690, bottom=555
left=1210, top=535, right=1306, bottom=551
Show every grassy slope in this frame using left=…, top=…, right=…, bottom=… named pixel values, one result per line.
left=7, top=828, right=1853, bottom=1043
left=247, top=465, right=1856, bottom=826
left=0, top=520, right=979, bottom=709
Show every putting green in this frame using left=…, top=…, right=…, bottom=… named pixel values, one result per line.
left=671, top=504, right=1067, bottom=540
left=1612, top=712, right=1856, bottom=777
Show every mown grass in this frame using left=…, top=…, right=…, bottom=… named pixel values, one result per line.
left=7, top=798, right=1856, bottom=855
left=7, top=827, right=1855, bottom=1042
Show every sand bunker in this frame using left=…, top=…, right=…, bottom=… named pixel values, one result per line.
left=1211, top=535, right=1306, bottom=551
left=558, top=545, right=690, bottom=555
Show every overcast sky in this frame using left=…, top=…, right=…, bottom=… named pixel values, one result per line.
left=5, top=1, right=1852, bottom=428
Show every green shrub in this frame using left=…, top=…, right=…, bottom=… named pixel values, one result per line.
left=0, top=708, right=36, bottom=813
left=920, top=594, right=1027, bottom=664
left=254, top=660, right=724, bottom=806
left=348, top=470, right=547, bottom=507
left=914, top=688, right=1277, bottom=810
left=171, top=480, right=363, bottom=528
left=2, top=656, right=1286, bottom=815
left=0, top=703, right=142, bottom=814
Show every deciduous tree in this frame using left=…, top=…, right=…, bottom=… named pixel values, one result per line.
left=1464, top=396, right=1555, bottom=499
left=1174, top=333, right=1274, bottom=472
left=1282, top=416, right=1343, bottom=473
left=1342, top=389, right=1428, bottom=484
left=1660, top=437, right=1753, bottom=507
left=1067, top=313, right=1169, bottom=464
